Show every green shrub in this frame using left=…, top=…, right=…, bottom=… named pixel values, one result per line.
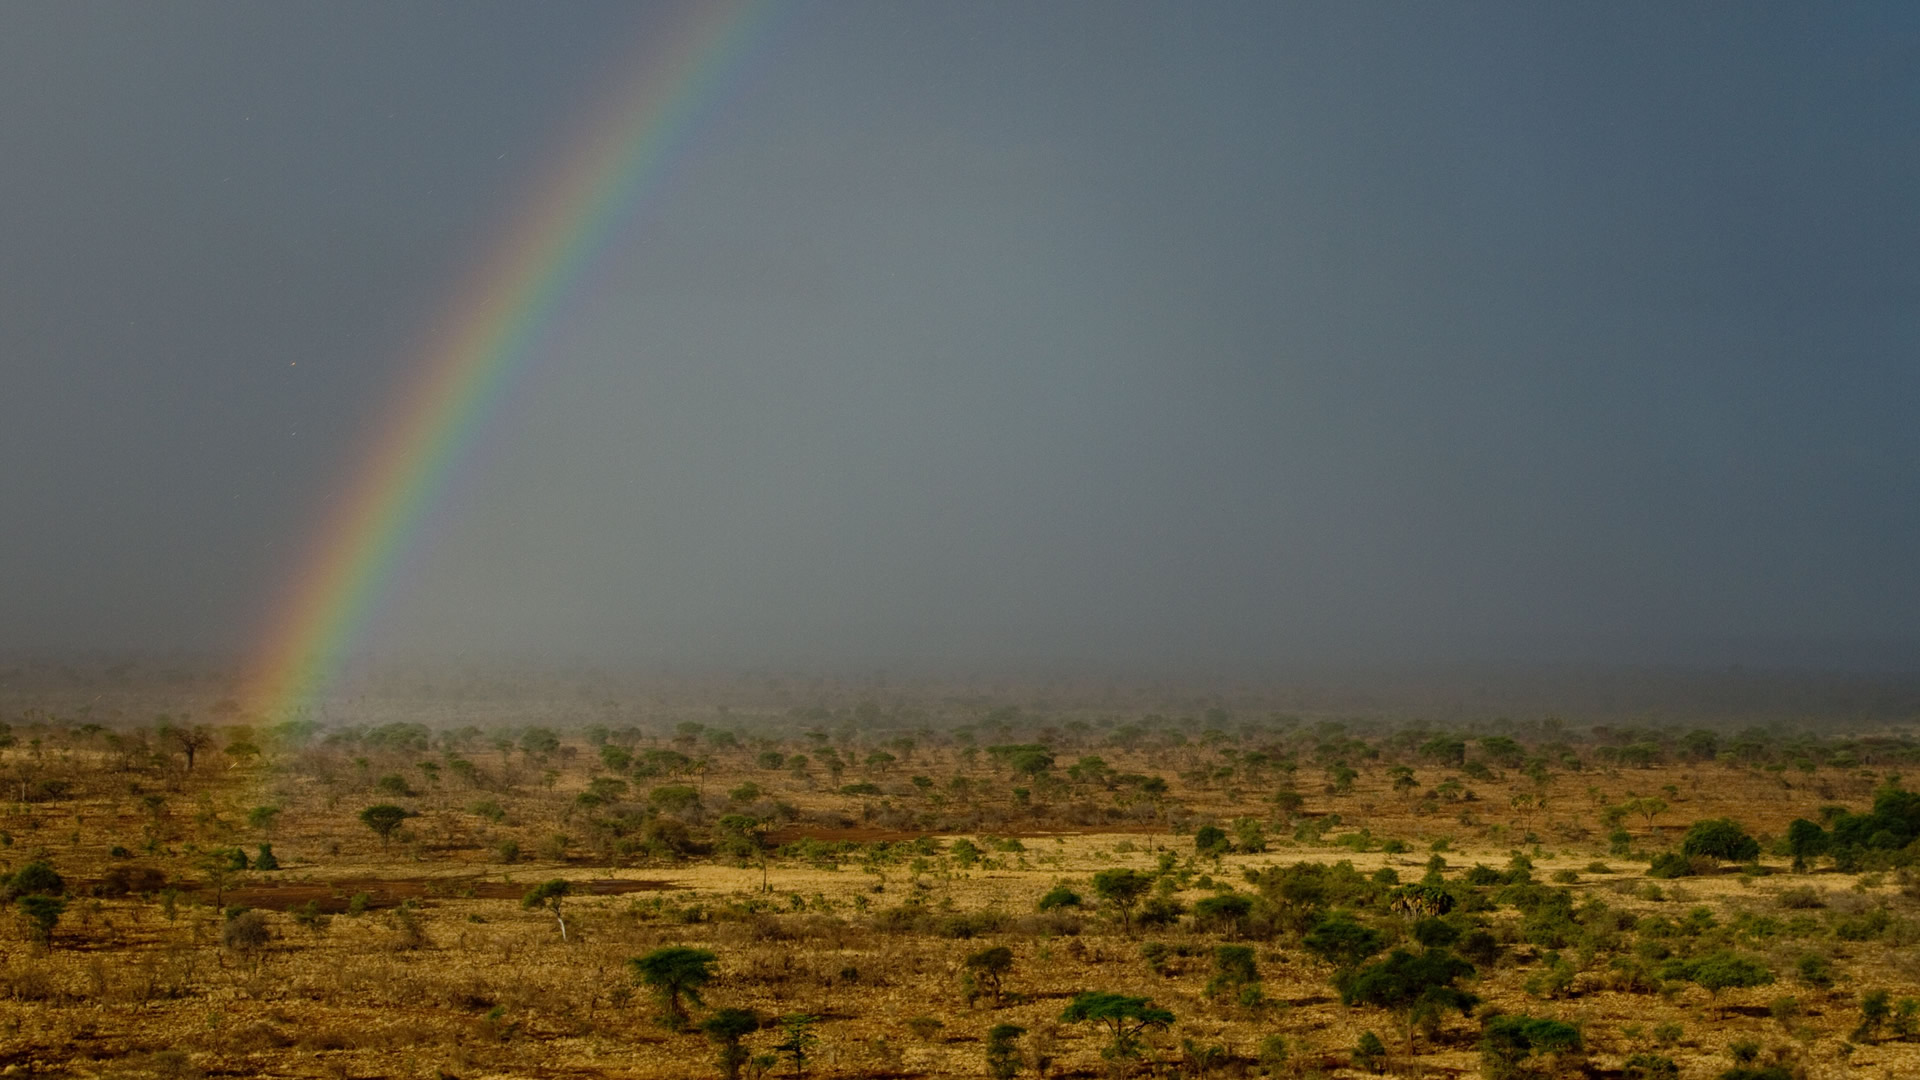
left=16, top=895, right=66, bottom=944
left=984, top=1023, right=1024, bottom=1080
left=1622, top=1053, right=1679, bottom=1080
left=1257, top=1034, right=1288, bottom=1073
left=1305, top=912, right=1385, bottom=970
left=1412, top=917, right=1460, bottom=948
left=1481, top=1014, right=1582, bottom=1080
left=1647, top=853, right=1694, bottom=878
left=1191, top=893, right=1253, bottom=935
left=1353, top=1030, right=1387, bottom=1073
left=650, top=785, right=700, bottom=811
left=1037, top=884, right=1082, bottom=911
left=1671, top=951, right=1774, bottom=995
left=1139, top=941, right=1175, bottom=976
left=1795, top=953, right=1834, bottom=989
left=5, top=861, right=65, bottom=900
left=1205, top=944, right=1259, bottom=999
left=1339, top=948, right=1478, bottom=1030
left=1832, top=908, right=1891, bottom=941
left=375, top=773, right=415, bottom=797
left=1854, top=988, right=1891, bottom=1043
left=1138, top=893, right=1185, bottom=928
left=1457, top=929, right=1501, bottom=967
left=1194, top=825, right=1230, bottom=856
left=1523, top=952, right=1576, bottom=999
left=1680, top=819, right=1760, bottom=863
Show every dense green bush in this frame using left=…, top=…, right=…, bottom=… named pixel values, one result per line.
left=1681, top=819, right=1760, bottom=864
left=1341, top=947, right=1476, bottom=1011
left=1481, top=1014, right=1581, bottom=1079
left=1191, top=893, right=1253, bottom=935
left=1646, top=853, right=1694, bottom=879
left=1305, top=911, right=1385, bottom=970
left=4, top=861, right=64, bottom=900
left=1353, top=1030, right=1387, bottom=1072
left=1412, top=917, right=1460, bottom=948
left=1463, top=865, right=1506, bottom=886
left=1037, top=884, right=1082, bottom=911
left=1622, top=1053, right=1679, bottom=1080
left=1193, top=824, right=1230, bottom=856
left=1659, top=951, right=1774, bottom=995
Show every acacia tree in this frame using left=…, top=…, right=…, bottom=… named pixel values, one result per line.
left=1092, top=869, right=1152, bottom=935
left=4, top=861, right=64, bottom=900
left=1625, top=797, right=1669, bottom=832
left=1206, top=944, right=1260, bottom=1000
left=1304, top=911, right=1386, bottom=972
left=358, top=804, right=412, bottom=847
left=985, top=1023, right=1025, bottom=1080
left=1670, top=950, right=1773, bottom=1012
left=1481, top=1015, right=1582, bottom=1080
left=522, top=879, right=573, bottom=941
left=159, top=721, right=215, bottom=772
left=631, top=946, right=717, bottom=1029
left=247, top=805, right=282, bottom=836
left=1339, top=948, right=1479, bottom=1055
left=702, top=1007, right=760, bottom=1080
left=7, top=862, right=70, bottom=947
left=16, top=895, right=65, bottom=947
left=774, top=1014, right=818, bottom=1078
left=1060, top=991, right=1174, bottom=1061
left=197, top=848, right=240, bottom=910
left=964, top=945, right=1015, bottom=1006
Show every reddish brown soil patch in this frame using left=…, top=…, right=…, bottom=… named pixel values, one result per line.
left=210, top=876, right=679, bottom=913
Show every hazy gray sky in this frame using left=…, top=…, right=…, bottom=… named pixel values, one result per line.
left=4, top=2, right=1917, bottom=674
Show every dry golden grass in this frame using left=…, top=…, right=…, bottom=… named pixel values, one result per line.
left=0, top=682, right=1916, bottom=1079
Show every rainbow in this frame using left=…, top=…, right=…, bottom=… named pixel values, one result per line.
left=244, top=1, right=775, bottom=719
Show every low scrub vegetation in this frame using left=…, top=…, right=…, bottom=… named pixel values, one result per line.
left=0, top=675, right=1917, bottom=1076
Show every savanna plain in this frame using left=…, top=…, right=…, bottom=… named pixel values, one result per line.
left=4, top=664, right=1920, bottom=1080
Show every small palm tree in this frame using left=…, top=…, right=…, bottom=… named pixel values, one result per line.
left=630, top=946, right=717, bottom=1029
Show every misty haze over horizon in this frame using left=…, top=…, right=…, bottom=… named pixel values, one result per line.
left=4, top=4, right=1917, bottom=678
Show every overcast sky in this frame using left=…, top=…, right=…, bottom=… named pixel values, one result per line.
left=3, top=2, right=1917, bottom=676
